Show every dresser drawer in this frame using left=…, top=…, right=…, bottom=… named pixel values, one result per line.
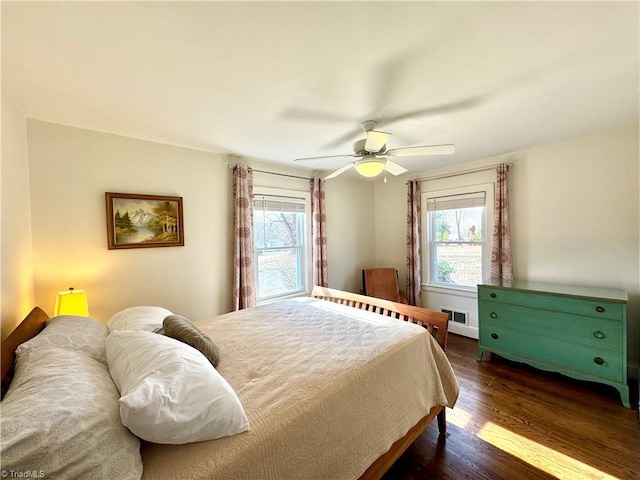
left=479, top=301, right=623, bottom=351
left=479, top=326, right=624, bottom=382
left=478, top=287, right=624, bottom=320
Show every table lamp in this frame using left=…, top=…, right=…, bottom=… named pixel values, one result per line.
left=54, top=287, right=89, bottom=316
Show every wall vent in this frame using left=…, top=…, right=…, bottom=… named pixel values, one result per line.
left=441, top=307, right=468, bottom=325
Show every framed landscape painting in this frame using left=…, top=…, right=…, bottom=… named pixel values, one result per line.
left=106, top=192, right=184, bottom=249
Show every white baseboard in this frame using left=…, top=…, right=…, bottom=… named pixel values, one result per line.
left=448, top=323, right=478, bottom=339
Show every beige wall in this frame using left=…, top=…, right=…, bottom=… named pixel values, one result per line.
left=26, top=121, right=233, bottom=322
left=1, top=89, right=35, bottom=341
left=374, top=125, right=640, bottom=374
left=510, top=128, right=638, bottom=289
left=325, top=176, right=376, bottom=292
left=17, top=121, right=374, bottom=326
left=373, top=177, right=406, bottom=275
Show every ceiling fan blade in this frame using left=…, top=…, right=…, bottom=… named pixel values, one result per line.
left=365, top=131, right=391, bottom=153
left=385, top=97, right=483, bottom=124
left=325, top=163, right=354, bottom=180
left=321, top=126, right=364, bottom=150
left=369, top=48, right=418, bottom=118
left=386, top=144, right=455, bottom=157
left=384, top=158, right=408, bottom=176
left=294, top=154, right=356, bottom=162
left=280, top=107, right=357, bottom=123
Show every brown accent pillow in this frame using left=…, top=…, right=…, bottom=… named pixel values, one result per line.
left=162, top=315, right=220, bottom=367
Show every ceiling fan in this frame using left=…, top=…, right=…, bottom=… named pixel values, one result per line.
left=294, top=120, right=454, bottom=180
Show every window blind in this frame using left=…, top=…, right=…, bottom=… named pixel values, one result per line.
left=426, top=191, right=486, bottom=211
left=254, top=195, right=306, bottom=213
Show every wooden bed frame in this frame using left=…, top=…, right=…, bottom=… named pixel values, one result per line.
left=1, top=306, right=48, bottom=399
left=310, top=286, right=450, bottom=480
left=2, top=288, right=452, bottom=480
left=311, top=286, right=449, bottom=350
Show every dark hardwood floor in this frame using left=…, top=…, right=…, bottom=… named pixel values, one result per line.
left=383, top=334, right=640, bottom=480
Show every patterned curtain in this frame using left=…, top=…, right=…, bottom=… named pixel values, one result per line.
left=232, top=165, right=256, bottom=310
left=490, top=164, right=513, bottom=281
left=406, top=180, right=422, bottom=306
left=310, top=177, right=328, bottom=287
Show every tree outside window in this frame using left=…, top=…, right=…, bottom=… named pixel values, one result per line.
left=253, top=195, right=307, bottom=300
left=426, top=189, right=488, bottom=290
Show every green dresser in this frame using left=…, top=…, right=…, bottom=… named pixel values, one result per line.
left=477, top=279, right=630, bottom=408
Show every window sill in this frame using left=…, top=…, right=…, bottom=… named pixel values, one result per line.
left=422, top=284, right=478, bottom=298
left=256, top=290, right=310, bottom=306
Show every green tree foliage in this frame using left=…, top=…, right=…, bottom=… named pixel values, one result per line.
left=148, top=202, right=178, bottom=238
left=114, top=209, right=135, bottom=233
left=435, top=214, right=450, bottom=241
left=469, top=226, right=483, bottom=242
left=437, top=260, right=455, bottom=283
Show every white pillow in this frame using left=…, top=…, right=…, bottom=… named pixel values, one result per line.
left=106, top=305, right=172, bottom=333
left=105, top=330, right=249, bottom=444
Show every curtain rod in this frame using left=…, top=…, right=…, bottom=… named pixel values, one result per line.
left=227, top=164, right=311, bottom=181
left=416, top=163, right=513, bottom=182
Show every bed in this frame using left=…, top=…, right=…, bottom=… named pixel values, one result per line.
left=1, top=286, right=458, bottom=480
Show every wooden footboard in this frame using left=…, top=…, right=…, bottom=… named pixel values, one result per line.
left=311, top=286, right=449, bottom=350
left=359, top=405, right=443, bottom=480
left=312, top=286, right=451, bottom=479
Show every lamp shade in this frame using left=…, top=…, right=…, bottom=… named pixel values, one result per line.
left=354, top=159, right=385, bottom=178
left=54, top=288, right=89, bottom=316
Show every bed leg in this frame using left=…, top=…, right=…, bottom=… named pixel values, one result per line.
left=437, top=409, right=446, bottom=435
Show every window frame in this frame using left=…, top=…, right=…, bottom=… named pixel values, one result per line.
left=253, top=186, right=312, bottom=304
left=422, top=182, right=494, bottom=294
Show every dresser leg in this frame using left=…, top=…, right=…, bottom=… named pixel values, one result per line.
left=476, top=348, right=485, bottom=362
left=616, top=384, right=631, bottom=409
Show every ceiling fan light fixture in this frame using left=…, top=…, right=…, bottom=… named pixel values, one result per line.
left=354, top=159, right=385, bottom=178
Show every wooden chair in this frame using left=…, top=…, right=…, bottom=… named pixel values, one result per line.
left=362, top=268, right=409, bottom=304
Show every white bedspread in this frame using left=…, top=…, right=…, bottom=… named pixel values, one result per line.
left=141, top=297, right=459, bottom=480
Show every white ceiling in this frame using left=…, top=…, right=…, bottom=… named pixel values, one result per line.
left=2, top=1, right=639, bottom=175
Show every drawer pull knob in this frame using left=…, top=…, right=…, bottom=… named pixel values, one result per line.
left=593, top=331, right=606, bottom=340
left=490, top=312, right=498, bottom=319
left=594, top=357, right=604, bottom=365
left=595, top=306, right=605, bottom=313
left=491, top=333, right=499, bottom=339
left=490, top=292, right=497, bottom=298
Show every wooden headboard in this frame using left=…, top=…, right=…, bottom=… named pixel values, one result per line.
left=311, top=286, right=450, bottom=350
left=1, top=307, right=49, bottom=399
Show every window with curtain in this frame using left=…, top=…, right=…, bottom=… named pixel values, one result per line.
left=253, top=191, right=310, bottom=301
left=425, top=187, right=491, bottom=290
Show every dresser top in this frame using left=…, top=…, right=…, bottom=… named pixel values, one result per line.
left=479, top=279, right=628, bottom=303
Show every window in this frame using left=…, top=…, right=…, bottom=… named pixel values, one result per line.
left=425, top=188, right=491, bottom=291
left=253, top=192, right=310, bottom=301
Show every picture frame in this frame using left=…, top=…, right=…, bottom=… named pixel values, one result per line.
left=105, top=192, right=184, bottom=249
